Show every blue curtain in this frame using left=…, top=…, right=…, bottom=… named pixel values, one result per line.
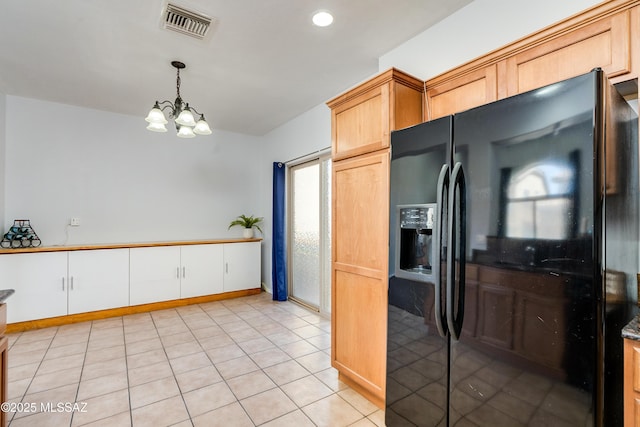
left=272, top=162, right=288, bottom=301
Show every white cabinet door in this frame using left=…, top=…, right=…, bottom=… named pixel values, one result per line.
left=68, top=248, right=129, bottom=314
left=130, top=246, right=181, bottom=305
left=180, top=244, right=224, bottom=298
left=0, top=252, right=68, bottom=323
left=223, top=242, right=261, bottom=292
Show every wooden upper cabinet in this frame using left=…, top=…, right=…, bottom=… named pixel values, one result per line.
left=424, top=1, right=640, bottom=117
left=505, top=9, right=632, bottom=96
left=327, top=68, right=423, bottom=161
left=426, top=64, right=500, bottom=120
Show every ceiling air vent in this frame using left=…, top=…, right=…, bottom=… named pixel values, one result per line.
left=163, top=3, right=212, bottom=40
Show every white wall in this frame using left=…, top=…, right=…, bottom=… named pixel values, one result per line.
left=4, top=96, right=262, bottom=246
left=379, top=0, right=604, bottom=80
left=0, top=94, right=5, bottom=230
left=258, top=103, right=331, bottom=293
left=256, top=0, right=614, bottom=294
left=0, top=0, right=615, bottom=293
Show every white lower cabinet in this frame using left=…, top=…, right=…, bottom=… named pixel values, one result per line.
left=223, top=241, right=261, bottom=292
left=0, top=252, right=67, bottom=323
left=3, top=241, right=261, bottom=323
left=2, top=249, right=130, bottom=323
left=68, top=249, right=129, bottom=314
left=129, top=246, right=181, bottom=306
left=129, top=244, right=228, bottom=304
left=180, top=244, right=224, bottom=298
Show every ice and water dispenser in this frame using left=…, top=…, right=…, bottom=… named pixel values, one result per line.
left=395, top=204, right=436, bottom=282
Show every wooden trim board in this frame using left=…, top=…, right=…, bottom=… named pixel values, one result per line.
left=0, top=238, right=262, bottom=255
left=6, top=288, right=262, bottom=333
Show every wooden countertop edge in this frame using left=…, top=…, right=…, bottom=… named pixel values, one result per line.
left=0, top=238, right=263, bottom=254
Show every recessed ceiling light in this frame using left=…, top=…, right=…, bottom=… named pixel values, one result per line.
left=312, top=10, right=333, bottom=27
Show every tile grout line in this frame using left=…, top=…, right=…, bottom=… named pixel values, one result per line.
left=7, top=294, right=383, bottom=427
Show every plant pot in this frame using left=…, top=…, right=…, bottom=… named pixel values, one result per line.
left=243, top=228, right=254, bottom=238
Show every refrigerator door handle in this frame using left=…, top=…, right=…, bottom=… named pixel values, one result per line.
left=447, top=161, right=466, bottom=341
left=434, top=164, right=450, bottom=338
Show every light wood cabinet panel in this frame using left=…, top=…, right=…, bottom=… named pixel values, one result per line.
left=333, top=88, right=386, bottom=157
left=0, top=334, right=6, bottom=427
left=425, top=0, right=640, bottom=116
left=327, top=68, right=423, bottom=161
left=332, top=150, right=389, bottom=407
left=426, top=65, right=499, bottom=120
left=624, top=338, right=640, bottom=427
left=333, top=270, right=386, bottom=400
left=505, top=10, right=631, bottom=96
left=333, top=152, right=389, bottom=272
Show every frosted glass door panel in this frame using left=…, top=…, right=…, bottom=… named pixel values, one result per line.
left=320, top=157, right=332, bottom=314
left=291, top=162, right=321, bottom=307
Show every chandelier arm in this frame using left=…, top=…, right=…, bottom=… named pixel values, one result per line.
left=189, top=106, right=203, bottom=116
left=156, top=100, right=175, bottom=108
left=155, top=100, right=178, bottom=116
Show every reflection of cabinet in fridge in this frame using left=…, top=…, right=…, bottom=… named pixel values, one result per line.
left=423, top=263, right=571, bottom=378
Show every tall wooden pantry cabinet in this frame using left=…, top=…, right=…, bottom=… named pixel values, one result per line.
left=327, top=68, right=423, bottom=407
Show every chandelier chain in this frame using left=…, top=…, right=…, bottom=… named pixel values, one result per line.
left=176, top=67, right=181, bottom=99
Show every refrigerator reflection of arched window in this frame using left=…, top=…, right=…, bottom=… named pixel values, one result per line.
left=503, top=158, right=577, bottom=240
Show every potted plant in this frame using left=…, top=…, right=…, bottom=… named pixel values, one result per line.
left=228, top=214, right=263, bottom=238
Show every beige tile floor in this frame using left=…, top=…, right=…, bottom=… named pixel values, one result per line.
left=5, top=292, right=385, bottom=427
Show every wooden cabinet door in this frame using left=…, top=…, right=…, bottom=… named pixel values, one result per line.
left=476, top=283, right=515, bottom=351
left=426, top=65, right=499, bottom=120
left=130, top=246, right=181, bottom=305
left=328, top=69, right=423, bottom=161
left=331, top=83, right=389, bottom=160
left=181, top=244, right=224, bottom=298
left=332, top=150, right=389, bottom=406
left=0, top=335, right=6, bottom=427
left=68, top=249, right=129, bottom=314
left=1, top=252, right=67, bottom=323
left=223, top=242, right=261, bottom=292
left=505, top=10, right=632, bottom=96
left=624, top=338, right=640, bottom=427
left=515, top=291, right=566, bottom=368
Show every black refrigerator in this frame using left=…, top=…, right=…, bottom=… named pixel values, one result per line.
left=386, top=69, right=638, bottom=426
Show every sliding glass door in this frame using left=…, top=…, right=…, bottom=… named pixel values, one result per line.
left=288, top=155, right=331, bottom=314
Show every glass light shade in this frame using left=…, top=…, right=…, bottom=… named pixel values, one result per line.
left=176, top=125, right=196, bottom=138
left=312, top=11, right=333, bottom=27
left=193, top=116, right=212, bottom=135
left=175, top=106, right=196, bottom=127
left=146, top=122, right=168, bottom=132
left=145, top=106, right=168, bottom=124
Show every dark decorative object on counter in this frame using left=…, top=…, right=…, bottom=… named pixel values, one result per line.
left=1, top=219, right=41, bottom=248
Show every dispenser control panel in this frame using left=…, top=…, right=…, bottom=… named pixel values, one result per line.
left=399, top=206, right=434, bottom=229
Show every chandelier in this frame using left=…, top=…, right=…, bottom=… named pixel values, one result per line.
left=145, top=61, right=212, bottom=138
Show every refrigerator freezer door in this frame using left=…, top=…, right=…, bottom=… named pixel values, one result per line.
left=449, top=71, right=598, bottom=426
left=387, top=117, right=452, bottom=426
